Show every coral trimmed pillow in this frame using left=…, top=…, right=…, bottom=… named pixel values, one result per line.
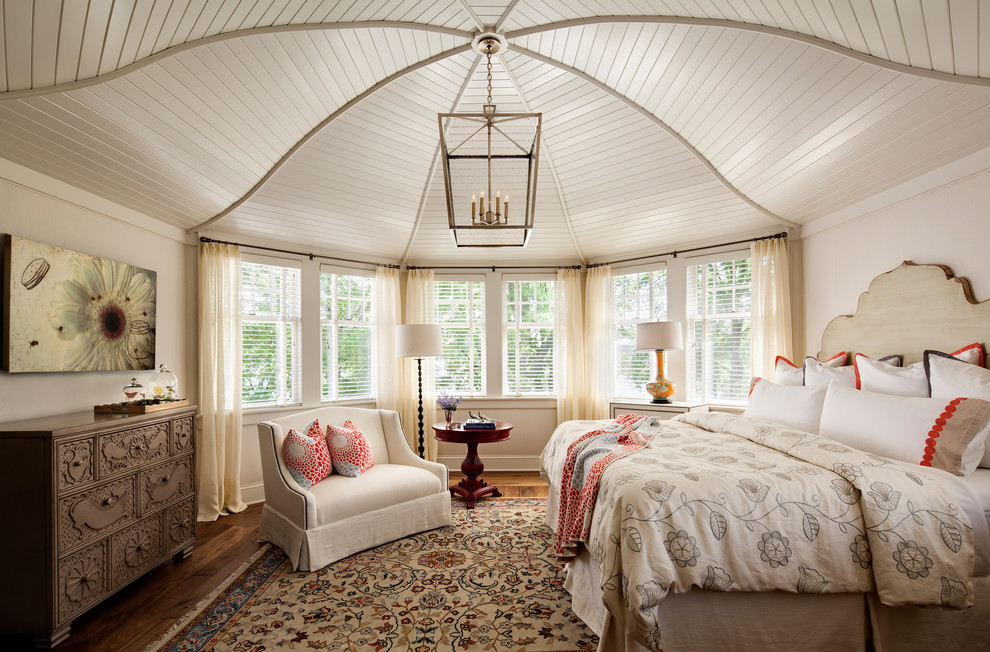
left=326, top=420, right=375, bottom=477
left=819, top=384, right=990, bottom=476
left=805, top=356, right=855, bottom=388
left=775, top=352, right=845, bottom=386
left=281, top=420, right=333, bottom=489
left=746, top=379, right=827, bottom=434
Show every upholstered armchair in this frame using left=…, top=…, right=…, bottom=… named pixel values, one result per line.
left=257, top=406, right=451, bottom=571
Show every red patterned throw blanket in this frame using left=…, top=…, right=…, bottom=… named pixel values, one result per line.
left=555, top=414, right=662, bottom=558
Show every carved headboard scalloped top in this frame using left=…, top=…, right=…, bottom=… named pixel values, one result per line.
left=818, top=262, right=990, bottom=368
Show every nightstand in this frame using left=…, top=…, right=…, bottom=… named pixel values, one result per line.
left=610, top=399, right=709, bottom=420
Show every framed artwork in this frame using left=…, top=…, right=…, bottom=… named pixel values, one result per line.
left=2, top=235, right=157, bottom=372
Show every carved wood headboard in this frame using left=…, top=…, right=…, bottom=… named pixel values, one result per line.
left=818, top=262, right=990, bottom=368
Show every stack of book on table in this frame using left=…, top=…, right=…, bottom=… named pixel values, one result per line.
left=463, top=418, right=496, bottom=430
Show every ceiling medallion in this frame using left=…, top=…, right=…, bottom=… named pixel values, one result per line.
left=438, top=33, right=542, bottom=247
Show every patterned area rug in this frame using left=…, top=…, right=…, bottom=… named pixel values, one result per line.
left=150, top=498, right=598, bottom=651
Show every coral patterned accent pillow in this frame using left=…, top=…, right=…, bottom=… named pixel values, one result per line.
left=281, top=419, right=333, bottom=489
left=326, top=420, right=375, bottom=477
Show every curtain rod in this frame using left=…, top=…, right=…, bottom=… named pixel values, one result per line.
left=198, top=236, right=402, bottom=269
left=406, top=264, right=582, bottom=271
left=585, top=231, right=788, bottom=269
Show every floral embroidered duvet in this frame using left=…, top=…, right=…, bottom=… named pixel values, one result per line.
left=541, top=412, right=978, bottom=650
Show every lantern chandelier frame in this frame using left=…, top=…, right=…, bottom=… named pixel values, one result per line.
left=438, top=33, right=542, bottom=247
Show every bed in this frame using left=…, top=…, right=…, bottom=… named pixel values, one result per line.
left=540, top=262, right=990, bottom=651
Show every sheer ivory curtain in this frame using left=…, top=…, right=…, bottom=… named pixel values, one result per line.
left=584, top=264, right=613, bottom=419
left=402, top=269, right=438, bottom=460
left=751, top=237, right=793, bottom=380
left=198, top=242, right=247, bottom=521
left=556, top=268, right=587, bottom=422
left=375, top=267, right=402, bottom=413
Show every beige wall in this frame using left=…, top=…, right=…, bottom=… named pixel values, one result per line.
left=0, top=159, right=197, bottom=422
left=800, top=146, right=990, bottom=357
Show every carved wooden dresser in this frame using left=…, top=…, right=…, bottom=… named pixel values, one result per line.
left=0, top=406, right=196, bottom=647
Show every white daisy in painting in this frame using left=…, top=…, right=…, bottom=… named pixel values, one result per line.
left=49, top=257, right=156, bottom=371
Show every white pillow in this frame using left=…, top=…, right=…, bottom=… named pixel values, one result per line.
left=805, top=358, right=855, bottom=387
left=773, top=356, right=804, bottom=386
left=746, top=379, right=827, bottom=434
left=927, top=354, right=990, bottom=467
left=774, top=352, right=845, bottom=386
left=854, top=354, right=927, bottom=397
left=819, top=384, right=990, bottom=476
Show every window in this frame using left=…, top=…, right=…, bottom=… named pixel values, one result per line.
left=240, top=259, right=301, bottom=406
left=504, top=278, right=555, bottom=395
left=613, top=268, right=668, bottom=397
left=320, top=270, right=375, bottom=401
left=434, top=279, right=486, bottom=395
left=687, top=256, right=752, bottom=405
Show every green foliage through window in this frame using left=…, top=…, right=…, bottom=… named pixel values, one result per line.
left=504, top=279, right=555, bottom=395
left=241, top=261, right=301, bottom=406
left=687, top=257, right=751, bottom=404
left=434, top=279, right=486, bottom=395
left=320, top=272, right=374, bottom=401
left=613, top=269, right=668, bottom=397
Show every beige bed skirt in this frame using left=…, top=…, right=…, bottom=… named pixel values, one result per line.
left=563, top=543, right=990, bottom=651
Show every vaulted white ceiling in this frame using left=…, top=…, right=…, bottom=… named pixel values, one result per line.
left=1, top=1, right=988, bottom=266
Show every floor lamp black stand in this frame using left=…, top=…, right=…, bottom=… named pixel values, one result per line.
left=395, top=324, right=442, bottom=461
left=414, top=356, right=425, bottom=459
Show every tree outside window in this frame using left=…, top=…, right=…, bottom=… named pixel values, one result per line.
left=240, top=260, right=301, bottom=406
left=504, top=279, right=555, bottom=395
left=613, top=269, right=668, bottom=397
left=320, top=271, right=374, bottom=401
left=687, top=257, right=751, bottom=405
left=434, top=279, right=486, bottom=395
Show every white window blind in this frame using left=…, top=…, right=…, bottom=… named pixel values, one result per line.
left=320, top=270, right=374, bottom=401
left=504, top=278, right=555, bottom=395
left=686, top=256, right=752, bottom=405
left=613, top=268, right=668, bottom=398
left=240, top=260, right=301, bottom=406
left=434, top=279, right=486, bottom=395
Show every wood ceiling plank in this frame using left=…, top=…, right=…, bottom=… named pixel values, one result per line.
left=31, top=0, right=62, bottom=89
left=3, top=0, right=33, bottom=90
left=948, top=0, right=979, bottom=77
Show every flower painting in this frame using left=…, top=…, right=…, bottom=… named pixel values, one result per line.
left=3, top=235, right=157, bottom=372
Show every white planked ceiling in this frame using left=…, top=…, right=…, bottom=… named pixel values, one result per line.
left=1, top=0, right=989, bottom=265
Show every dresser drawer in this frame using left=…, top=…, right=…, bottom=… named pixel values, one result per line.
left=110, top=513, right=163, bottom=589
left=164, top=497, right=196, bottom=553
left=58, top=478, right=135, bottom=553
left=172, top=415, right=194, bottom=455
left=57, top=540, right=108, bottom=623
left=56, top=438, right=94, bottom=492
left=139, top=455, right=194, bottom=513
left=98, top=422, right=170, bottom=477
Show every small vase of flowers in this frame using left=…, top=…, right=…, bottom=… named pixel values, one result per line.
left=436, top=391, right=461, bottom=426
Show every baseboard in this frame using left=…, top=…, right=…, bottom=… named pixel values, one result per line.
left=241, top=482, right=266, bottom=506
left=437, top=454, right=541, bottom=473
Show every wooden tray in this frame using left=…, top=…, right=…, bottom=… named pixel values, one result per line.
left=94, top=398, right=190, bottom=414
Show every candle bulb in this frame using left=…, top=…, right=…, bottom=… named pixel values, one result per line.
left=480, top=191, right=484, bottom=216
left=471, top=195, right=476, bottom=218
left=496, top=192, right=501, bottom=216
left=504, top=197, right=508, bottom=221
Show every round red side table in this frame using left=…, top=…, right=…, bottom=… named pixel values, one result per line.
left=432, top=421, right=512, bottom=508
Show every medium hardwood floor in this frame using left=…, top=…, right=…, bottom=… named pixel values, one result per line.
left=4, top=471, right=547, bottom=651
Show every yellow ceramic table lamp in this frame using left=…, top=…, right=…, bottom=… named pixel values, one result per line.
left=635, top=321, right=683, bottom=403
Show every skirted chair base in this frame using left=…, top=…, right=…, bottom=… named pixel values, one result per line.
left=258, top=407, right=452, bottom=571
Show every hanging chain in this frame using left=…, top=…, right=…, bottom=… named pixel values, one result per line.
left=486, top=42, right=494, bottom=105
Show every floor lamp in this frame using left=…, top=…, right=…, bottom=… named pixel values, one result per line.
left=396, top=324, right=442, bottom=459
left=636, top=321, right=683, bottom=403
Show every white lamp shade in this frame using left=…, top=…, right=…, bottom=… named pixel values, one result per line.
left=395, top=324, right=443, bottom=358
left=636, top=321, right=683, bottom=351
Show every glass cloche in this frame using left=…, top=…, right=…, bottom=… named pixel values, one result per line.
left=121, top=378, right=146, bottom=403
left=149, top=364, right=179, bottom=401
